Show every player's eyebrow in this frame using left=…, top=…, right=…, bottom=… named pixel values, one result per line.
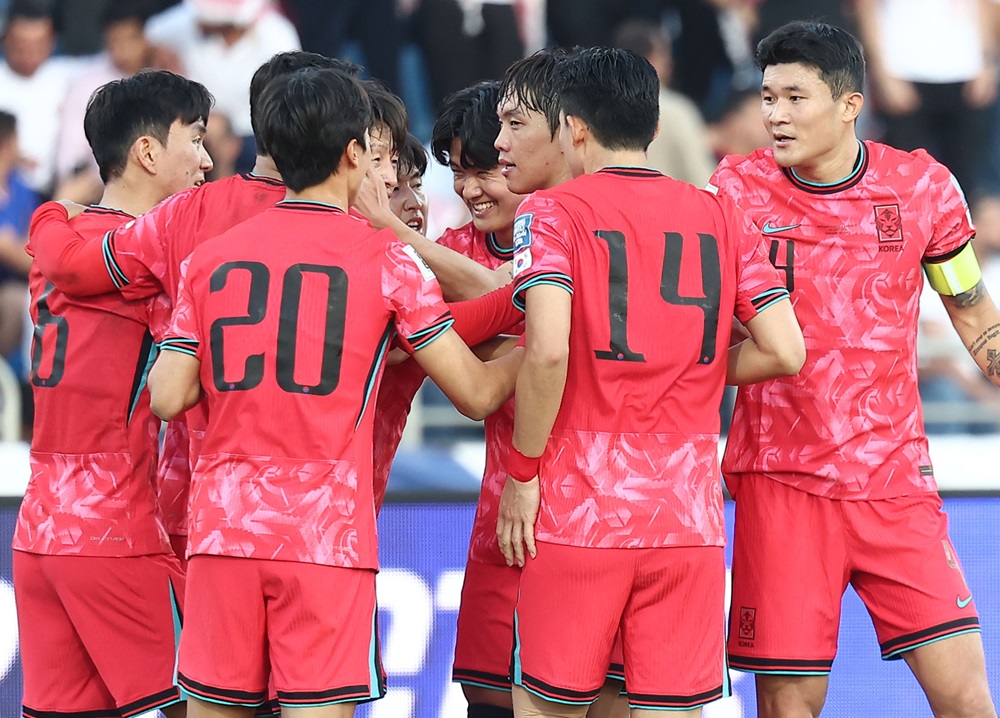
left=761, top=83, right=805, bottom=94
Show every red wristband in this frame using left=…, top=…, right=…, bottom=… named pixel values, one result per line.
left=508, top=446, right=540, bottom=482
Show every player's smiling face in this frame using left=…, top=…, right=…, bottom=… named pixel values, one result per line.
left=389, top=171, right=428, bottom=235
left=157, top=118, right=213, bottom=195
left=495, top=93, right=567, bottom=193
left=450, top=137, right=524, bottom=239
left=761, top=62, right=857, bottom=173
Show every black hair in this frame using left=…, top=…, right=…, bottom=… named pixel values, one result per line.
left=430, top=80, right=502, bottom=170
left=397, top=133, right=428, bottom=178
left=257, top=67, right=372, bottom=192
left=249, top=51, right=363, bottom=156
left=498, top=48, right=571, bottom=138
left=84, top=69, right=213, bottom=183
left=5, top=0, right=52, bottom=24
left=363, top=78, right=408, bottom=155
left=755, top=21, right=865, bottom=99
left=556, top=46, right=658, bottom=152
left=101, top=0, right=157, bottom=28
left=0, top=111, right=15, bottom=145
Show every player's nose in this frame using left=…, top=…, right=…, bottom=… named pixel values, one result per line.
left=200, top=145, right=214, bottom=172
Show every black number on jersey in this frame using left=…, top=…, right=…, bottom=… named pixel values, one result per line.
left=768, top=239, right=794, bottom=292
left=210, top=261, right=269, bottom=391
left=209, top=261, right=347, bottom=395
left=594, top=230, right=722, bottom=365
left=31, top=283, right=69, bottom=388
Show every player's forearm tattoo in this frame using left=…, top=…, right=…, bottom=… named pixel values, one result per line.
left=968, top=322, right=1000, bottom=357
left=989, top=348, right=1000, bottom=378
left=951, top=280, right=987, bottom=309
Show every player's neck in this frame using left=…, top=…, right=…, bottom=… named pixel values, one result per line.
left=287, top=176, right=349, bottom=212
left=789, top=137, right=862, bottom=186
left=585, top=147, right=650, bottom=175
left=99, top=179, right=162, bottom=218
left=252, top=155, right=282, bottom=180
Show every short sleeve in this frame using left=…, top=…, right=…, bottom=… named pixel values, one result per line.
left=924, top=161, right=976, bottom=260
left=510, top=195, right=574, bottom=311
left=383, top=240, right=455, bottom=350
left=158, top=256, right=201, bottom=358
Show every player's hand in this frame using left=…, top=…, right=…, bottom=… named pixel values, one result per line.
left=55, top=199, right=88, bottom=221
left=355, top=167, right=394, bottom=229
left=497, top=475, right=539, bottom=567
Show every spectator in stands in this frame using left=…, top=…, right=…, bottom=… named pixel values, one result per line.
left=0, top=0, right=83, bottom=196
left=856, top=0, right=998, bottom=200
left=283, top=0, right=401, bottom=93
left=202, top=111, right=242, bottom=181
left=706, top=87, right=770, bottom=159
left=145, top=0, right=300, bottom=173
left=415, top=0, right=523, bottom=110
left=0, top=111, right=37, bottom=377
left=613, top=18, right=716, bottom=187
left=54, top=0, right=162, bottom=204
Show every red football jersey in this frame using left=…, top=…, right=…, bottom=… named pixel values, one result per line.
left=14, top=207, right=170, bottom=557
left=511, top=167, right=789, bottom=549
left=369, top=223, right=519, bottom=518
left=437, top=223, right=521, bottom=566
left=107, top=173, right=286, bottom=535
left=161, top=201, right=455, bottom=568
left=711, top=141, right=973, bottom=499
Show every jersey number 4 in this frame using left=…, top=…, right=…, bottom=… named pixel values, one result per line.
left=594, top=230, right=722, bottom=365
left=210, top=261, right=346, bottom=395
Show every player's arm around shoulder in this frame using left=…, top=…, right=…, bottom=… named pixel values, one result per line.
left=28, top=200, right=113, bottom=295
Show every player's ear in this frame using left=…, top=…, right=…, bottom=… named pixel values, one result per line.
left=133, top=135, right=159, bottom=175
left=841, top=91, right=864, bottom=124
left=564, top=115, right=588, bottom=147
left=346, top=137, right=364, bottom=170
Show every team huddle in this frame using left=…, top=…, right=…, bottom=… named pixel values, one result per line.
left=12, top=18, right=1000, bottom=718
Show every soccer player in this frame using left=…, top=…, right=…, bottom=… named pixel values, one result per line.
left=13, top=69, right=213, bottom=718
left=709, top=21, right=1000, bottom=718
left=497, top=47, right=804, bottom=717
left=388, top=132, right=430, bottom=235
left=147, top=66, right=520, bottom=718
left=420, top=79, right=527, bottom=718
left=495, top=48, right=574, bottom=196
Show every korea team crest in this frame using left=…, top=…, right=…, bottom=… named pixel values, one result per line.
left=873, top=204, right=903, bottom=242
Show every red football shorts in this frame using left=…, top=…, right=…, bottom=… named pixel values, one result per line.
left=14, top=551, right=184, bottom=717
left=178, top=556, right=385, bottom=709
left=512, top=541, right=728, bottom=710
left=727, top=475, right=980, bottom=674
left=453, top=559, right=521, bottom=691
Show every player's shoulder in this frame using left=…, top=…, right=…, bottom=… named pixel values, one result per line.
left=867, top=140, right=955, bottom=188
left=710, top=149, right=778, bottom=186
left=70, top=206, right=133, bottom=233
left=435, top=220, right=479, bottom=251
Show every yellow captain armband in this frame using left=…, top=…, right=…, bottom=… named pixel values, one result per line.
left=923, top=242, right=982, bottom=296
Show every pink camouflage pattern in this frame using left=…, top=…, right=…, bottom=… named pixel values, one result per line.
left=712, top=141, right=974, bottom=499
left=163, top=203, right=454, bottom=566
left=512, top=168, right=788, bottom=548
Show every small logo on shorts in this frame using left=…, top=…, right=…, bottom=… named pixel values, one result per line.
left=943, top=539, right=959, bottom=570
left=957, top=595, right=973, bottom=609
left=739, top=607, right=756, bottom=640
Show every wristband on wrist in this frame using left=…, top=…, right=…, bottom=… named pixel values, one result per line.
left=508, top=446, right=540, bottom=482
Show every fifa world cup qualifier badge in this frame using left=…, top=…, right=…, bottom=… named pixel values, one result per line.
left=512, top=213, right=533, bottom=278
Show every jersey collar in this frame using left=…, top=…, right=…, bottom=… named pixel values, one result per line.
left=783, top=140, right=868, bottom=194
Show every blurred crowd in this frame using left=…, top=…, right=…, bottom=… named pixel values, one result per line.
left=0, top=0, right=999, bottom=438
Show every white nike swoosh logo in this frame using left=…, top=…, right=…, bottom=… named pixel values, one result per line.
left=762, top=222, right=801, bottom=234
left=957, top=595, right=973, bottom=608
